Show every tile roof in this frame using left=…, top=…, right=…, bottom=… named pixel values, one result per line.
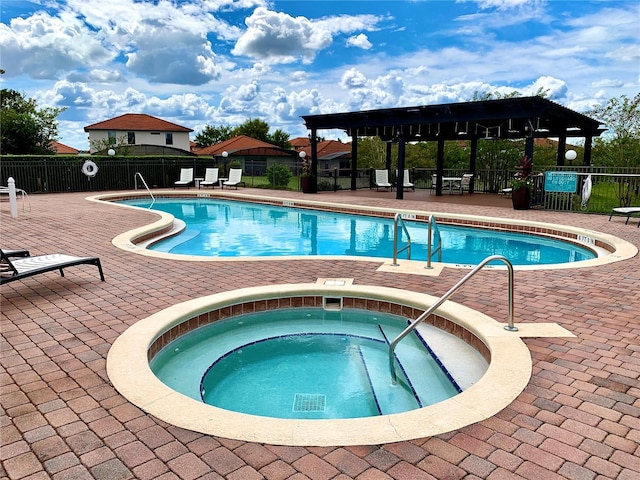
left=298, top=140, right=352, bottom=160
left=51, top=141, right=80, bottom=154
left=84, top=113, right=193, bottom=132
left=195, top=135, right=291, bottom=156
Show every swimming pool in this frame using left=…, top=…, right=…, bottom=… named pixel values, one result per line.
left=119, top=197, right=596, bottom=265
left=151, top=307, right=463, bottom=419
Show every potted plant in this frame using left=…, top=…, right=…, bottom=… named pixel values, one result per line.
left=511, top=155, right=533, bottom=210
left=300, top=153, right=316, bottom=193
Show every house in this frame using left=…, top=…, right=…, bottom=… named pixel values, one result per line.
left=196, top=135, right=295, bottom=176
left=291, top=138, right=352, bottom=174
left=51, top=141, right=79, bottom=155
left=84, top=114, right=193, bottom=154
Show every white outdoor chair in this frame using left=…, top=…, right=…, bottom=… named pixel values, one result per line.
left=453, top=173, right=473, bottom=194
left=396, top=170, right=414, bottom=191
left=223, top=168, right=246, bottom=189
left=174, top=168, right=194, bottom=189
left=200, top=168, right=219, bottom=188
left=374, top=170, right=392, bottom=191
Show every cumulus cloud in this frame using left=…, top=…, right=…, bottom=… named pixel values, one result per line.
left=346, top=34, right=372, bottom=50
left=232, top=7, right=383, bottom=64
left=0, top=11, right=115, bottom=78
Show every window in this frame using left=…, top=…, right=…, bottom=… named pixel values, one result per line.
left=165, top=133, right=173, bottom=145
left=108, top=131, right=116, bottom=145
left=127, top=132, right=135, bottom=144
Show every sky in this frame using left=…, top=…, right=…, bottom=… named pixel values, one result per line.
left=1, top=0, right=638, bottom=150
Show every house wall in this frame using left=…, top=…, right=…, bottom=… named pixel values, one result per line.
left=88, top=130, right=190, bottom=153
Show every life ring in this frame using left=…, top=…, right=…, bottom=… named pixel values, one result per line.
left=82, top=160, right=99, bottom=177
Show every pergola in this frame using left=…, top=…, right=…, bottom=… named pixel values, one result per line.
left=302, top=96, right=604, bottom=197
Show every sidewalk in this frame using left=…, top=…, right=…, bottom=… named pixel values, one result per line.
left=1, top=189, right=639, bottom=480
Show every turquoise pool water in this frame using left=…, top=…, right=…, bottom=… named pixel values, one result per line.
left=151, top=308, right=461, bottom=419
left=121, top=198, right=596, bottom=265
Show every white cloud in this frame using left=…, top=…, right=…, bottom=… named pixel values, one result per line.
left=346, top=34, right=372, bottom=50
left=232, top=7, right=384, bottom=64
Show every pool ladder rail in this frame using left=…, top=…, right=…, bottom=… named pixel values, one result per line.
left=391, top=213, right=442, bottom=269
left=389, top=255, right=518, bottom=384
left=134, top=172, right=155, bottom=207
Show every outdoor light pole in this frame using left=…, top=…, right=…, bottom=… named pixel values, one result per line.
left=222, top=151, right=228, bottom=177
left=565, top=149, right=577, bottom=167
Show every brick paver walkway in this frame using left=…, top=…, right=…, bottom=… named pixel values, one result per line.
left=1, top=189, right=639, bottom=480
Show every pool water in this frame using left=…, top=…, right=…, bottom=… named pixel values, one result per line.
left=121, top=198, right=596, bottom=265
left=151, top=308, right=462, bottom=419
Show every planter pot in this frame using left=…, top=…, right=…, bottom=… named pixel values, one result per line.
left=301, top=176, right=317, bottom=194
left=511, top=187, right=531, bottom=210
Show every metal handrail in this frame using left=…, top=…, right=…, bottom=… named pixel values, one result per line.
left=389, top=255, right=517, bottom=384
left=134, top=172, right=155, bottom=205
left=426, top=215, right=442, bottom=269
left=391, top=213, right=412, bottom=265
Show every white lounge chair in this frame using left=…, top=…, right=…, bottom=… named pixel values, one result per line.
left=174, top=168, right=194, bottom=189
left=396, top=170, right=414, bottom=191
left=199, top=168, right=219, bottom=189
left=374, top=170, right=392, bottom=191
left=609, top=207, right=640, bottom=227
left=0, top=248, right=104, bottom=285
left=223, top=168, right=246, bottom=189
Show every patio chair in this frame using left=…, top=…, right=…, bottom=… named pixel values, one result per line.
left=223, top=168, right=246, bottom=189
left=396, top=170, right=414, bottom=191
left=0, top=248, right=105, bottom=285
left=608, top=207, right=640, bottom=227
left=200, top=168, right=219, bottom=189
left=374, top=170, right=392, bottom=191
left=174, top=168, right=194, bottom=189
left=453, top=173, right=473, bottom=194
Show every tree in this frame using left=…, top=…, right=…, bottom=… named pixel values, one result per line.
left=0, top=89, right=65, bottom=154
left=589, top=93, right=640, bottom=168
left=268, top=128, right=291, bottom=149
left=232, top=118, right=271, bottom=142
left=194, top=124, right=233, bottom=147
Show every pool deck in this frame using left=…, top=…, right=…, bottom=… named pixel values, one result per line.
left=1, top=188, right=639, bottom=480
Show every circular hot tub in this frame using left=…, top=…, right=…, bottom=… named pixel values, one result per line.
left=107, top=284, right=572, bottom=446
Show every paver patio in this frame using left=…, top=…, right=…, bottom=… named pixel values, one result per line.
left=1, top=189, right=639, bottom=480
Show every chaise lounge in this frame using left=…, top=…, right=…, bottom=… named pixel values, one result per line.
left=608, top=207, right=640, bottom=227
left=223, top=168, right=246, bottom=189
left=0, top=249, right=105, bottom=285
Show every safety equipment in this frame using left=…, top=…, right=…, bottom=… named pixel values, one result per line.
left=82, top=160, right=99, bottom=177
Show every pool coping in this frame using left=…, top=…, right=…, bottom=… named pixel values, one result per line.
left=89, top=191, right=638, bottom=272
left=106, top=283, right=575, bottom=446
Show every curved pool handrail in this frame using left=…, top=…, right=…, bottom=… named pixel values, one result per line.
left=389, top=254, right=517, bottom=384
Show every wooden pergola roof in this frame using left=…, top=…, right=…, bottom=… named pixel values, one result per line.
left=302, top=96, right=604, bottom=142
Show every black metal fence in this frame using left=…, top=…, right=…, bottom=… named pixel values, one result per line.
left=2, top=156, right=638, bottom=213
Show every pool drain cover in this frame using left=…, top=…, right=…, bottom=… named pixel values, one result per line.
left=293, top=394, right=326, bottom=412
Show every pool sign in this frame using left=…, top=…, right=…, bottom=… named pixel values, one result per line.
left=545, top=171, right=578, bottom=193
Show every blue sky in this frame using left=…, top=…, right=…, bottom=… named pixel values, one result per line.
left=1, top=0, right=638, bottom=150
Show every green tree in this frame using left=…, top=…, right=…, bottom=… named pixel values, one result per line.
left=194, top=124, right=233, bottom=147
left=1, top=89, right=65, bottom=154
left=232, top=118, right=271, bottom=142
left=268, top=128, right=291, bottom=149
left=589, top=93, right=640, bottom=168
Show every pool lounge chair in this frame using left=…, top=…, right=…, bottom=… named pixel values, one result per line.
left=395, top=170, right=414, bottom=191
left=374, top=170, right=393, bottom=191
left=174, top=168, right=194, bottom=189
left=199, top=168, right=219, bottom=189
left=0, top=249, right=105, bottom=285
left=223, top=168, right=246, bottom=189
left=2, top=249, right=30, bottom=258
left=608, top=207, right=640, bottom=227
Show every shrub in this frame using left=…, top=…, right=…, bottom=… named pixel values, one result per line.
left=265, top=163, right=292, bottom=188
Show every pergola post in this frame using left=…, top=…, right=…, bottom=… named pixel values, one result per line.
left=557, top=136, right=567, bottom=166
left=435, top=137, right=445, bottom=196
left=396, top=136, right=405, bottom=200
left=350, top=131, right=358, bottom=190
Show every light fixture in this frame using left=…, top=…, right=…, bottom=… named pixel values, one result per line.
left=222, top=151, right=228, bottom=158
left=565, top=150, right=577, bottom=161
left=107, top=148, right=115, bottom=156
left=299, top=151, right=306, bottom=159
